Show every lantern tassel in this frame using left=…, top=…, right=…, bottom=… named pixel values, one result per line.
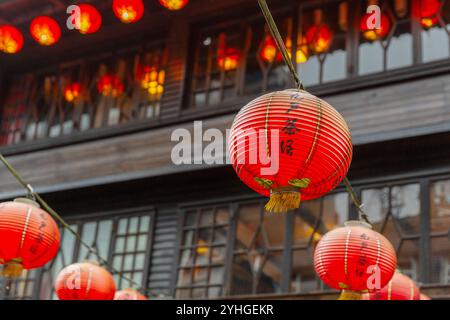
left=2, top=259, right=24, bottom=278
left=265, top=189, right=301, bottom=213
left=338, top=290, right=362, bottom=300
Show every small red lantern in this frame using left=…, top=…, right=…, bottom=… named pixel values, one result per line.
left=64, top=83, right=82, bottom=103
left=217, top=48, right=239, bottom=71
left=55, top=262, right=116, bottom=300
left=306, top=9, right=333, bottom=54
left=314, top=221, right=397, bottom=299
left=419, top=0, right=441, bottom=29
left=360, top=12, right=391, bottom=41
left=159, top=0, right=189, bottom=11
left=420, top=293, right=431, bottom=300
left=0, top=199, right=60, bottom=277
left=139, top=66, right=165, bottom=100
left=112, top=0, right=144, bottom=24
left=114, top=288, right=147, bottom=300
left=362, top=271, right=420, bottom=300
left=77, top=4, right=102, bottom=35
left=228, top=89, right=353, bottom=213
left=30, top=16, right=61, bottom=46
left=260, top=35, right=283, bottom=63
left=0, top=25, right=24, bottom=54
left=97, top=75, right=124, bottom=97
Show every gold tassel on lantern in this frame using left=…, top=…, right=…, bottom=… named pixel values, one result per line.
left=260, top=178, right=310, bottom=213
left=1, top=258, right=24, bottom=278
left=338, top=290, right=363, bottom=300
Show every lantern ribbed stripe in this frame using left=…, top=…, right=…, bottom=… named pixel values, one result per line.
left=0, top=201, right=60, bottom=270
left=229, top=89, right=352, bottom=204
left=362, top=272, right=420, bottom=300
left=55, top=262, right=116, bottom=300
left=314, top=225, right=397, bottom=291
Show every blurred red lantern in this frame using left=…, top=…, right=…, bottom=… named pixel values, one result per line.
left=97, top=75, right=124, bottom=97
left=139, top=66, right=165, bottom=100
left=217, top=48, right=239, bottom=71
left=362, top=271, right=420, bottom=300
left=260, top=35, right=283, bottom=63
left=0, top=25, right=24, bottom=54
left=419, top=0, right=441, bottom=29
left=420, top=293, right=431, bottom=300
left=306, top=24, right=333, bottom=54
left=0, top=199, right=60, bottom=277
left=114, top=288, right=147, bottom=300
left=55, top=262, right=116, bottom=300
left=113, top=0, right=144, bottom=24
left=77, top=4, right=102, bottom=34
left=360, top=12, right=390, bottom=41
left=64, top=83, right=82, bottom=103
left=159, top=0, right=189, bottom=11
left=30, top=16, right=61, bottom=46
left=314, top=221, right=397, bottom=299
left=228, top=89, right=353, bottom=213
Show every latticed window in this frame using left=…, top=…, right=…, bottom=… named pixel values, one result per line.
left=0, top=42, right=166, bottom=145
left=0, top=210, right=154, bottom=300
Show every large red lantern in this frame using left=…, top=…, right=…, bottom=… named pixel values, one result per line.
left=77, top=4, right=102, bottom=35
left=55, top=262, right=116, bottom=300
left=0, top=199, right=60, bottom=277
left=362, top=271, right=420, bottom=300
left=114, top=288, right=147, bottom=300
left=30, top=16, right=61, bottom=46
left=159, top=0, right=189, bottom=11
left=228, top=89, right=352, bottom=213
left=112, top=0, right=144, bottom=24
left=0, top=25, right=24, bottom=54
left=360, top=12, right=390, bottom=41
left=419, top=0, right=441, bottom=29
left=97, top=75, right=124, bottom=97
left=314, top=221, right=397, bottom=299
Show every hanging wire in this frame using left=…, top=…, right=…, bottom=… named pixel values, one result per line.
left=0, top=153, right=148, bottom=293
left=257, top=0, right=371, bottom=225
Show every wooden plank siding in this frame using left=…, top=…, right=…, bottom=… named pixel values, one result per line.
left=0, top=72, right=449, bottom=199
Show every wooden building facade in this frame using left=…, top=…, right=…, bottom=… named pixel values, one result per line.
left=0, top=0, right=449, bottom=299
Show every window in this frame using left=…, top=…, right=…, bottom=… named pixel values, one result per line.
left=0, top=43, right=166, bottom=146
left=362, top=183, right=421, bottom=281
left=0, top=210, right=154, bottom=300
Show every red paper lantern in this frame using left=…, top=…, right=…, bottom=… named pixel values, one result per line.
left=360, top=12, right=390, bottom=41
left=228, top=89, right=352, bottom=213
left=159, top=0, right=189, bottom=11
left=112, top=0, right=144, bottom=24
left=0, top=25, right=24, bottom=54
left=217, top=48, right=239, bottom=71
left=305, top=24, right=333, bottom=54
left=97, top=75, right=124, bottom=97
left=77, top=4, right=102, bottom=35
left=0, top=199, right=60, bottom=277
left=419, top=0, right=441, bottom=29
left=314, top=221, right=397, bottom=299
left=260, top=36, right=283, bottom=63
left=64, top=83, right=82, bottom=103
left=362, top=271, right=420, bottom=300
left=55, top=262, right=116, bottom=300
left=114, top=288, right=147, bottom=300
left=30, top=16, right=61, bottom=46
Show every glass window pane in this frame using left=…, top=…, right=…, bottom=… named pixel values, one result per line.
left=430, top=237, right=450, bottom=284
left=128, top=217, right=139, bottom=233
left=430, top=180, right=450, bottom=233
left=139, top=216, right=151, bottom=233
left=421, top=27, right=450, bottom=63
left=391, top=184, right=420, bottom=234
left=290, top=249, right=317, bottom=293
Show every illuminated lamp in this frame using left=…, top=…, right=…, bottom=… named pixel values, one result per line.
left=97, top=75, right=124, bottom=97
left=0, top=25, right=24, bottom=54
left=112, top=0, right=144, bottom=24
left=260, top=35, right=282, bottom=63
left=140, top=66, right=165, bottom=100
left=305, top=10, right=333, bottom=54
left=360, top=12, right=391, bottom=41
left=64, top=83, right=82, bottom=103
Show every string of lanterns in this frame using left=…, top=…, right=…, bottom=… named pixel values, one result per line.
left=0, top=0, right=191, bottom=54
